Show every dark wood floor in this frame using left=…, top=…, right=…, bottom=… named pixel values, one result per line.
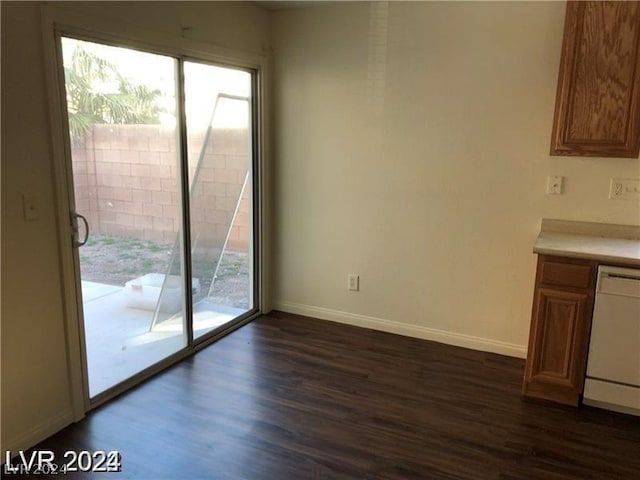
left=6, top=311, right=640, bottom=479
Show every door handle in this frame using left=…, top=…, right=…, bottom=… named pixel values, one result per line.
left=72, top=212, right=90, bottom=247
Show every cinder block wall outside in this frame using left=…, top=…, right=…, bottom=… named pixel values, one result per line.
left=72, top=124, right=250, bottom=250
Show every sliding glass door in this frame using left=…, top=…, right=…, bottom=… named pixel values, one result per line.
left=59, top=36, right=258, bottom=400
left=182, top=61, right=253, bottom=340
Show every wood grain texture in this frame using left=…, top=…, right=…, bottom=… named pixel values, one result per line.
left=539, top=261, right=594, bottom=290
left=551, top=1, right=640, bottom=157
left=527, top=289, right=590, bottom=401
left=5, top=311, right=639, bottom=479
left=523, top=256, right=597, bottom=406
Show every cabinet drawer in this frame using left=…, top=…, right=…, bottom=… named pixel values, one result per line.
left=539, top=257, right=595, bottom=290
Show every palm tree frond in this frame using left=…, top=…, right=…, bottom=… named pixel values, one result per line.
left=65, top=44, right=164, bottom=141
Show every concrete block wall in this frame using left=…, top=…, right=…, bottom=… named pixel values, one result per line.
left=72, top=124, right=250, bottom=250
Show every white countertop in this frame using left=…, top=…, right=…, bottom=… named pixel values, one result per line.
left=534, top=219, right=640, bottom=267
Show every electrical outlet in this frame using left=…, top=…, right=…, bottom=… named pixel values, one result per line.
left=546, top=176, right=563, bottom=195
left=609, top=178, right=640, bottom=200
left=348, top=274, right=359, bottom=292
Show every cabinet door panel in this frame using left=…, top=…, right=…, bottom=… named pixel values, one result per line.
left=533, top=290, right=583, bottom=383
left=551, top=1, right=640, bottom=157
left=523, top=288, right=593, bottom=406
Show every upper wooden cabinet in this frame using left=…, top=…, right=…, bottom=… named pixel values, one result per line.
left=550, top=1, right=640, bottom=158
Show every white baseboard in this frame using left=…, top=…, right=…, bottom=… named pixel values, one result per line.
left=273, top=301, right=527, bottom=359
left=2, top=410, right=74, bottom=460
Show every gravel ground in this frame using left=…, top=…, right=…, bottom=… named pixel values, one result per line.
left=79, top=235, right=251, bottom=309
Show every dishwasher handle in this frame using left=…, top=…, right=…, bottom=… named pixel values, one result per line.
left=598, top=266, right=640, bottom=298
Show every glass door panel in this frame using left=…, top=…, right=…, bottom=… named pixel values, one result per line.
left=59, top=35, right=259, bottom=403
left=61, top=37, right=187, bottom=397
left=183, top=61, right=254, bottom=340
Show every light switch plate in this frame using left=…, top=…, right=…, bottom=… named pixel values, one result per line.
left=22, top=194, right=39, bottom=221
left=546, top=176, right=563, bottom=195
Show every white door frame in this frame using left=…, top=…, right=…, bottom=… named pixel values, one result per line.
left=40, top=4, right=271, bottom=420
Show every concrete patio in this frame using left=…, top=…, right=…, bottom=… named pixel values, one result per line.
left=82, top=281, right=246, bottom=396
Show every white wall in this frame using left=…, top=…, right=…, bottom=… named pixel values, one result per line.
left=270, top=2, right=640, bottom=356
left=1, top=0, right=269, bottom=455
left=1, top=1, right=75, bottom=456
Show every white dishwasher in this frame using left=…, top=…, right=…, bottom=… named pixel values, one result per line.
left=584, top=265, right=640, bottom=416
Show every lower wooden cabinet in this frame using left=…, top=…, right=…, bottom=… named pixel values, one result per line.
left=522, top=255, right=597, bottom=406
